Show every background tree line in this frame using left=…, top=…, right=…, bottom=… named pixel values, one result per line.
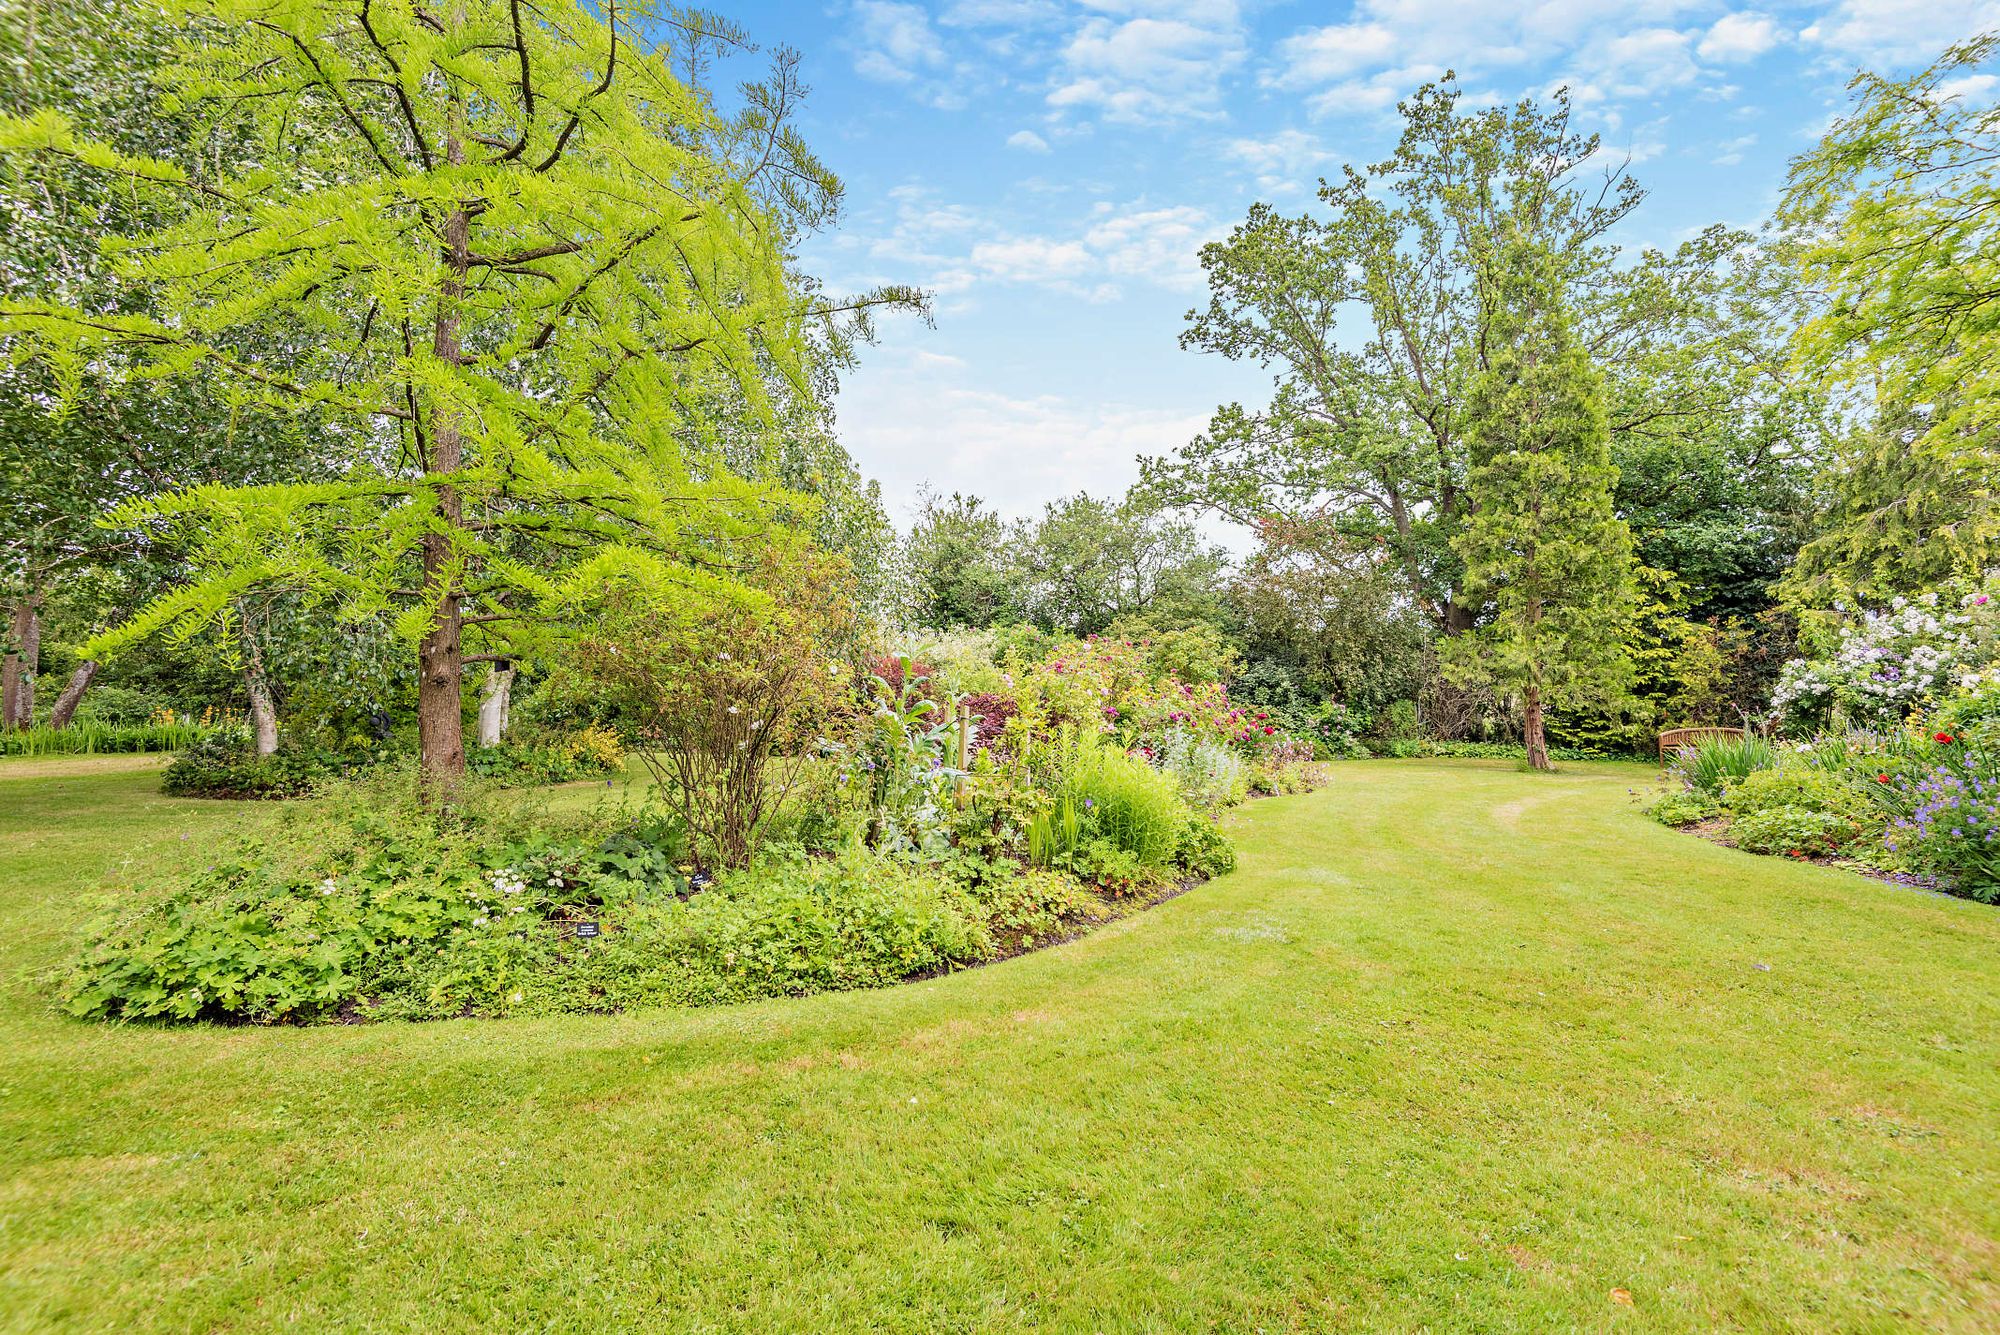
left=2, top=6, right=1994, bottom=775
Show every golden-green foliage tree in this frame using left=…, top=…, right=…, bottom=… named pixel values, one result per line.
left=0, top=0, right=913, bottom=782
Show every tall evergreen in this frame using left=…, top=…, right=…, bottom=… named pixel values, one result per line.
left=1446, top=234, right=1637, bottom=770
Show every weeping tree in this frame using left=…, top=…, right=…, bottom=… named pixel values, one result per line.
left=1444, top=233, right=1637, bottom=771
left=0, top=0, right=912, bottom=782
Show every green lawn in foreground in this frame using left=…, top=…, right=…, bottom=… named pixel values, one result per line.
left=2, top=757, right=1996, bottom=1332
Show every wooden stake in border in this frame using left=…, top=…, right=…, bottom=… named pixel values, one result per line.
left=955, top=704, right=972, bottom=807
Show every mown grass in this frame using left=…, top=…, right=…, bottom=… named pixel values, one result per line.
left=1, top=756, right=1996, bottom=1332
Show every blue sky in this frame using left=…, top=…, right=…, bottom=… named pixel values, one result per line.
left=713, top=1, right=2000, bottom=528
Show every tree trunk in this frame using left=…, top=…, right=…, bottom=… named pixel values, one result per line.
left=1523, top=682, right=1551, bottom=771
left=242, top=631, right=279, bottom=756
left=417, top=152, right=471, bottom=788
left=476, top=661, right=514, bottom=747
left=48, top=660, right=99, bottom=728
left=1, top=596, right=41, bottom=729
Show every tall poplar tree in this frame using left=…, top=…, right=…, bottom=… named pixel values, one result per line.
left=1445, top=235, right=1636, bottom=770
left=0, top=0, right=911, bottom=782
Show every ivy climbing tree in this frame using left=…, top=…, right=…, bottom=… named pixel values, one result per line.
left=0, top=0, right=913, bottom=781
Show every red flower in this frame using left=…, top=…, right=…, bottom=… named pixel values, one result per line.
left=1935, top=731, right=1957, bottom=744
left=1788, top=849, right=1804, bottom=858
left=1263, top=725, right=1276, bottom=735
left=1877, top=773, right=1891, bottom=783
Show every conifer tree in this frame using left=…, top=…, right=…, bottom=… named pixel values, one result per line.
left=0, top=0, right=912, bottom=784
left=1445, top=234, right=1637, bottom=770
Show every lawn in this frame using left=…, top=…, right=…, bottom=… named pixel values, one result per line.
left=2, top=757, right=1996, bottom=1332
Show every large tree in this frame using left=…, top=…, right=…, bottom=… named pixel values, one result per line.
left=1444, top=235, right=1636, bottom=771
left=1145, top=80, right=1809, bottom=636
left=900, top=490, right=1018, bottom=629
left=0, top=0, right=912, bottom=780
left=1144, top=81, right=1639, bottom=633
left=1015, top=491, right=1227, bottom=636
left=1786, top=32, right=2000, bottom=476
left=1779, top=33, right=2000, bottom=615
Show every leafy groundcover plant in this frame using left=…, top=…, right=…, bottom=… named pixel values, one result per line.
left=60, top=761, right=1233, bottom=1025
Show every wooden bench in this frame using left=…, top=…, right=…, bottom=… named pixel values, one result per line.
left=1658, top=725, right=1745, bottom=761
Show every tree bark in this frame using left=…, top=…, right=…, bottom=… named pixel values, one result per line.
left=417, top=141, right=471, bottom=788
left=241, top=631, right=279, bottom=756
left=1, top=596, right=41, bottom=729
left=1523, top=682, right=1551, bottom=771
left=476, top=660, right=514, bottom=747
left=48, top=660, right=99, bottom=728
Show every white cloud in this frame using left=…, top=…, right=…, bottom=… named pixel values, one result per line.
left=1698, top=13, right=1783, bottom=62
left=1274, top=22, right=1401, bottom=84
left=1802, top=0, right=2000, bottom=64
left=1048, top=6, right=1248, bottom=125
left=1007, top=128, right=1052, bottom=152
left=1225, top=128, right=1336, bottom=190
left=1270, top=2, right=1771, bottom=115
left=836, top=347, right=1209, bottom=520
left=1937, top=72, right=2000, bottom=101
left=1578, top=27, right=1702, bottom=98
left=850, top=1, right=948, bottom=84
left=1085, top=204, right=1216, bottom=289
left=831, top=183, right=1220, bottom=310
left=968, top=235, right=1097, bottom=281
left=1712, top=131, right=1758, bottom=165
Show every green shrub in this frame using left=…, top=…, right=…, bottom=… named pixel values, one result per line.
left=1064, top=837, right=1150, bottom=894
left=60, top=775, right=659, bottom=1021
left=1646, top=790, right=1719, bottom=827
left=1382, top=698, right=1422, bottom=742
left=966, top=869, right=1107, bottom=947
left=1731, top=806, right=1852, bottom=857
left=1155, top=728, right=1247, bottom=809
left=64, top=685, right=175, bottom=727
left=465, top=725, right=625, bottom=785
left=59, top=772, right=1006, bottom=1024
left=160, top=734, right=371, bottom=799
left=1724, top=766, right=1876, bottom=825
left=1175, top=816, right=1236, bottom=877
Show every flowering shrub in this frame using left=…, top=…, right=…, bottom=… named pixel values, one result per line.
left=1772, top=578, right=1999, bottom=730
left=1879, top=739, right=2000, bottom=901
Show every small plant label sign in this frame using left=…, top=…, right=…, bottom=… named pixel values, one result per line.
left=574, top=921, right=601, bottom=939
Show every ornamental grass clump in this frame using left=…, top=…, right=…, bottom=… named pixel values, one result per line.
left=1670, top=733, right=1777, bottom=796
left=1058, top=739, right=1188, bottom=870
